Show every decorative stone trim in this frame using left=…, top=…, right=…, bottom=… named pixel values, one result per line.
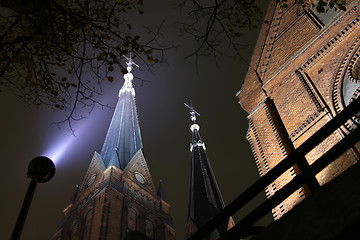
left=349, top=86, right=360, bottom=122
left=248, top=119, right=268, bottom=176
left=347, top=53, right=360, bottom=83
left=289, top=111, right=321, bottom=140
left=300, top=17, right=360, bottom=71
left=332, top=35, right=360, bottom=132
left=264, top=104, right=287, bottom=157
left=295, top=70, right=323, bottom=112
left=258, top=6, right=284, bottom=78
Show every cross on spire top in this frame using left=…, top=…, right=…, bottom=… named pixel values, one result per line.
left=123, top=53, right=139, bottom=72
left=184, top=100, right=200, bottom=123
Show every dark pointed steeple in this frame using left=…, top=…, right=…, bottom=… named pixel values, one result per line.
left=69, top=185, right=80, bottom=204
left=100, top=56, right=142, bottom=169
left=184, top=102, right=233, bottom=239
left=157, top=179, right=168, bottom=202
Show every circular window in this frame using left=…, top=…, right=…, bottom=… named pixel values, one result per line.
left=349, top=86, right=360, bottom=122
left=342, top=54, right=360, bottom=123
left=134, top=172, right=146, bottom=185
left=333, top=41, right=360, bottom=131
left=349, top=53, right=360, bottom=83
left=87, top=174, right=97, bottom=187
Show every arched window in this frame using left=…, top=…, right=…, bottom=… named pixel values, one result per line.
left=145, top=219, right=154, bottom=239
left=71, top=222, right=81, bottom=239
left=130, top=186, right=135, bottom=195
left=137, top=191, right=142, bottom=199
left=83, top=210, right=93, bottom=239
left=127, top=208, right=137, bottom=231
left=307, top=3, right=340, bottom=27
left=87, top=174, right=97, bottom=188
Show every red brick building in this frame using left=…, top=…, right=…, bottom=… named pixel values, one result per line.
left=52, top=60, right=175, bottom=240
left=238, top=0, right=360, bottom=219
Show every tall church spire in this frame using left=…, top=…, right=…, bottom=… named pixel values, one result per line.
left=184, top=102, right=233, bottom=239
left=100, top=56, right=142, bottom=169
left=53, top=56, right=175, bottom=240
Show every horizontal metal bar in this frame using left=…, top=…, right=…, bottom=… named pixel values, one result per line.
left=219, top=124, right=360, bottom=240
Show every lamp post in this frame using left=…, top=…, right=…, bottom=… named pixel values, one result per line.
left=11, top=156, right=55, bottom=240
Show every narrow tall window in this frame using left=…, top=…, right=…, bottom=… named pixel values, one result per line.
left=71, top=222, right=81, bottom=239
left=145, top=219, right=154, bottom=239
left=83, top=210, right=93, bottom=239
left=127, top=208, right=137, bottom=231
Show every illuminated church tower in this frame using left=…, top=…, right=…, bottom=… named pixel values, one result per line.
left=52, top=57, right=175, bottom=240
left=184, top=103, right=234, bottom=239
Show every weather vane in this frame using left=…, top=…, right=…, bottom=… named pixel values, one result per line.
left=123, top=53, right=139, bottom=72
left=120, top=53, right=138, bottom=97
left=184, top=100, right=200, bottom=123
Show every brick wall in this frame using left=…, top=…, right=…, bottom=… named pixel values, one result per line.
left=239, top=0, right=360, bottom=220
left=53, top=152, right=175, bottom=240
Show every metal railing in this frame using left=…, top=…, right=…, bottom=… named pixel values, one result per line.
left=188, top=97, right=360, bottom=240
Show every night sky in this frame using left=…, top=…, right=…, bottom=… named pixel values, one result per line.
left=1, top=1, right=272, bottom=239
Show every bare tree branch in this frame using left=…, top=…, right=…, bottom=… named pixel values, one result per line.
left=0, top=0, right=174, bottom=132
left=177, top=0, right=347, bottom=64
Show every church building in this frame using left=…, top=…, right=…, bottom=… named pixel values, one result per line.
left=52, top=57, right=175, bottom=240
left=238, top=0, right=360, bottom=219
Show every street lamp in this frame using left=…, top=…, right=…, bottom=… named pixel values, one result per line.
left=11, top=156, right=55, bottom=240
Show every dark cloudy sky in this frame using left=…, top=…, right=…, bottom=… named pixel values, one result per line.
left=1, top=1, right=272, bottom=239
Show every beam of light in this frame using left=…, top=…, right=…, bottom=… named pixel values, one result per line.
left=41, top=121, right=88, bottom=166
left=39, top=79, right=123, bottom=167
left=39, top=103, right=115, bottom=167
left=42, top=137, right=76, bottom=165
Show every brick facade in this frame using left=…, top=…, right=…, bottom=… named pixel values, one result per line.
left=52, top=151, right=175, bottom=240
left=238, top=0, right=360, bottom=219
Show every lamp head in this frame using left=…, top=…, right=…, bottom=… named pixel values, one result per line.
left=27, top=156, right=55, bottom=183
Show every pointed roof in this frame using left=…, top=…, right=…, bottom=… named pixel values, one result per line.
left=100, top=58, right=143, bottom=170
left=69, top=185, right=80, bottom=204
left=185, top=102, right=230, bottom=238
left=123, top=148, right=156, bottom=193
left=157, top=180, right=168, bottom=202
